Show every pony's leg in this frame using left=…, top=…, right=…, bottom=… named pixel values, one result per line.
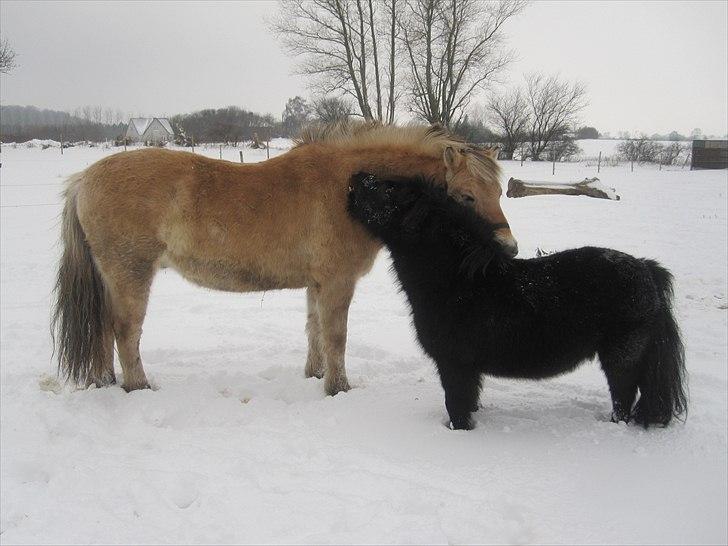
left=439, top=362, right=482, bottom=430
left=102, top=261, right=157, bottom=392
left=317, top=280, right=355, bottom=395
left=599, top=336, right=645, bottom=422
left=304, top=286, right=325, bottom=379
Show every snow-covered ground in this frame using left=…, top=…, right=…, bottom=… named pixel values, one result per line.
left=1, top=143, right=726, bottom=544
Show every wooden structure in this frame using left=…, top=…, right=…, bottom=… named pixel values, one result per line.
left=691, top=140, right=728, bottom=170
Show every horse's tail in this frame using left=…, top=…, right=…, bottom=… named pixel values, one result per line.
left=51, top=173, right=113, bottom=386
left=633, top=259, right=688, bottom=427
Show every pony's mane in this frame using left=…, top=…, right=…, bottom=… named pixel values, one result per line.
left=295, top=120, right=500, bottom=178
left=398, top=177, right=504, bottom=277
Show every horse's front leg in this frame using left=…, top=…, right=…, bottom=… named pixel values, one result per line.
left=304, top=285, right=324, bottom=379
left=438, top=362, right=482, bottom=430
left=318, top=280, right=356, bottom=395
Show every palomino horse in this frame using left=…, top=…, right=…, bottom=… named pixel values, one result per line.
left=52, top=121, right=517, bottom=395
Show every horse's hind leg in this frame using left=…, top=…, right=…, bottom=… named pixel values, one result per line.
left=86, top=329, right=116, bottom=387
left=101, top=258, right=158, bottom=392
left=304, top=286, right=324, bottom=379
left=318, top=280, right=355, bottom=395
left=599, top=331, right=649, bottom=422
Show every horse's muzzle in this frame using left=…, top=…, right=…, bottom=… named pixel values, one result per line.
left=494, top=229, right=518, bottom=258
left=501, top=241, right=519, bottom=258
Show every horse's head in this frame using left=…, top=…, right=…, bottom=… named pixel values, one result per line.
left=442, top=146, right=518, bottom=257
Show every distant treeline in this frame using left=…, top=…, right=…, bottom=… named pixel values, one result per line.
left=170, top=107, right=279, bottom=145
left=1, top=105, right=125, bottom=142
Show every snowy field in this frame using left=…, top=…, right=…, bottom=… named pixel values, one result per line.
left=1, top=143, right=726, bottom=544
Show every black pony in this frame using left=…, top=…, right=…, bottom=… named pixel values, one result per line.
left=348, top=173, right=687, bottom=430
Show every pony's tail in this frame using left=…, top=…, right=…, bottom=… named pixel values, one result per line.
left=51, top=175, right=113, bottom=386
left=633, top=260, right=688, bottom=427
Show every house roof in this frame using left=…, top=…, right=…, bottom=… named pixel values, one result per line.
left=129, top=118, right=152, bottom=135
left=156, top=118, right=173, bottom=134
left=128, top=117, right=173, bottom=136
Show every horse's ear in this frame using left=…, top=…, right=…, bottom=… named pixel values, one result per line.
left=484, top=148, right=499, bottom=160
left=443, top=146, right=462, bottom=173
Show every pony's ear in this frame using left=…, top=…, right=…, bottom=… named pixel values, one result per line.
left=484, top=147, right=499, bottom=160
left=351, top=172, right=374, bottom=185
left=443, top=146, right=463, bottom=173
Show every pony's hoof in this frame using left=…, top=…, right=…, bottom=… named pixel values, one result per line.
left=324, top=375, right=351, bottom=396
left=122, top=382, right=151, bottom=393
left=610, top=411, right=630, bottom=424
left=305, top=363, right=325, bottom=379
left=86, top=372, right=117, bottom=388
left=449, top=416, right=475, bottom=430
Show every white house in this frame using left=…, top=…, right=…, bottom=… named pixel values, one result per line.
left=125, top=117, right=174, bottom=144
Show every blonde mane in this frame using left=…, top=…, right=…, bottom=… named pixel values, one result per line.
left=295, top=120, right=500, bottom=180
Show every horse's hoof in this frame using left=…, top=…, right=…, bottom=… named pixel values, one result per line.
left=122, top=382, right=151, bottom=393
left=449, top=416, right=475, bottom=430
left=324, top=375, right=351, bottom=396
left=610, top=410, right=630, bottom=424
left=305, top=364, right=325, bottom=379
left=86, top=372, right=117, bottom=388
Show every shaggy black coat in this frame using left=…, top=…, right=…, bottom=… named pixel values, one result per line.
left=348, top=173, right=687, bottom=430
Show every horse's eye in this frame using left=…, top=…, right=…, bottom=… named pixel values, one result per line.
left=461, top=194, right=475, bottom=206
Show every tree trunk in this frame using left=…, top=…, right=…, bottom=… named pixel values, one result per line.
left=506, top=177, right=620, bottom=200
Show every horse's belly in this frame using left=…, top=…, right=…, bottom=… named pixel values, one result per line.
left=162, top=252, right=309, bottom=292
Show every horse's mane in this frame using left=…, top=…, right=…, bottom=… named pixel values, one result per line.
left=295, top=121, right=500, bottom=180
left=398, top=177, right=505, bottom=277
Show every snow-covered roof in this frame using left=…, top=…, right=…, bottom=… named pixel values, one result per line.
left=129, top=118, right=152, bottom=135
left=128, top=117, right=173, bottom=136
left=156, top=118, right=173, bottom=135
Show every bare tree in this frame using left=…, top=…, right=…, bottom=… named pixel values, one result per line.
left=488, top=87, right=530, bottom=159
left=399, top=0, right=527, bottom=126
left=313, top=96, right=353, bottom=123
left=0, top=39, right=17, bottom=74
left=617, top=136, right=662, bottom=164
left=282, top=96, right=312, bottom=135
left=658, top=141, right=688, bottom=166
left=272, top=0, right=399, bottom=122
left=525, top=73, right=587, bottom=160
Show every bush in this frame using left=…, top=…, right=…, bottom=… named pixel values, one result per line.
left=617, top=137, right=662, bottom=163
left=575, top=126, right=600, bottom=140
left=545, top=136, right=582, bottom=162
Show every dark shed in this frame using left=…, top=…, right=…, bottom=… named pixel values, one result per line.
left=691, top=140, right=728, bottom=170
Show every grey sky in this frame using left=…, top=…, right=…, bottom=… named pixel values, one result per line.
left=1, top=0, right=726, bottom=136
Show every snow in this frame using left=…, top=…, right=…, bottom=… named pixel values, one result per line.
left=1, top=143, right=726, bottom=544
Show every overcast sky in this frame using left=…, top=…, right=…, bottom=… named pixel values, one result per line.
left=1, top=0, right=726, bottom=136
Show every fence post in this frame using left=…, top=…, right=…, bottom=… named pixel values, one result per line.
left=191, top=135, right=195, bottom=154
left=552, top=154, right=555, bottom=175
left=60, top=133, right=64, bottom=155
left=239, top=150, right=244, bottom=163
left=631, top=159, right=634, bottom=172
left=219, top=144, right=223, bottom=160
left=597, top=151, right=601, bottom=173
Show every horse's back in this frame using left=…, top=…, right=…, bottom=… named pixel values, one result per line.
left=72, top=147, right=379, bottom=292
